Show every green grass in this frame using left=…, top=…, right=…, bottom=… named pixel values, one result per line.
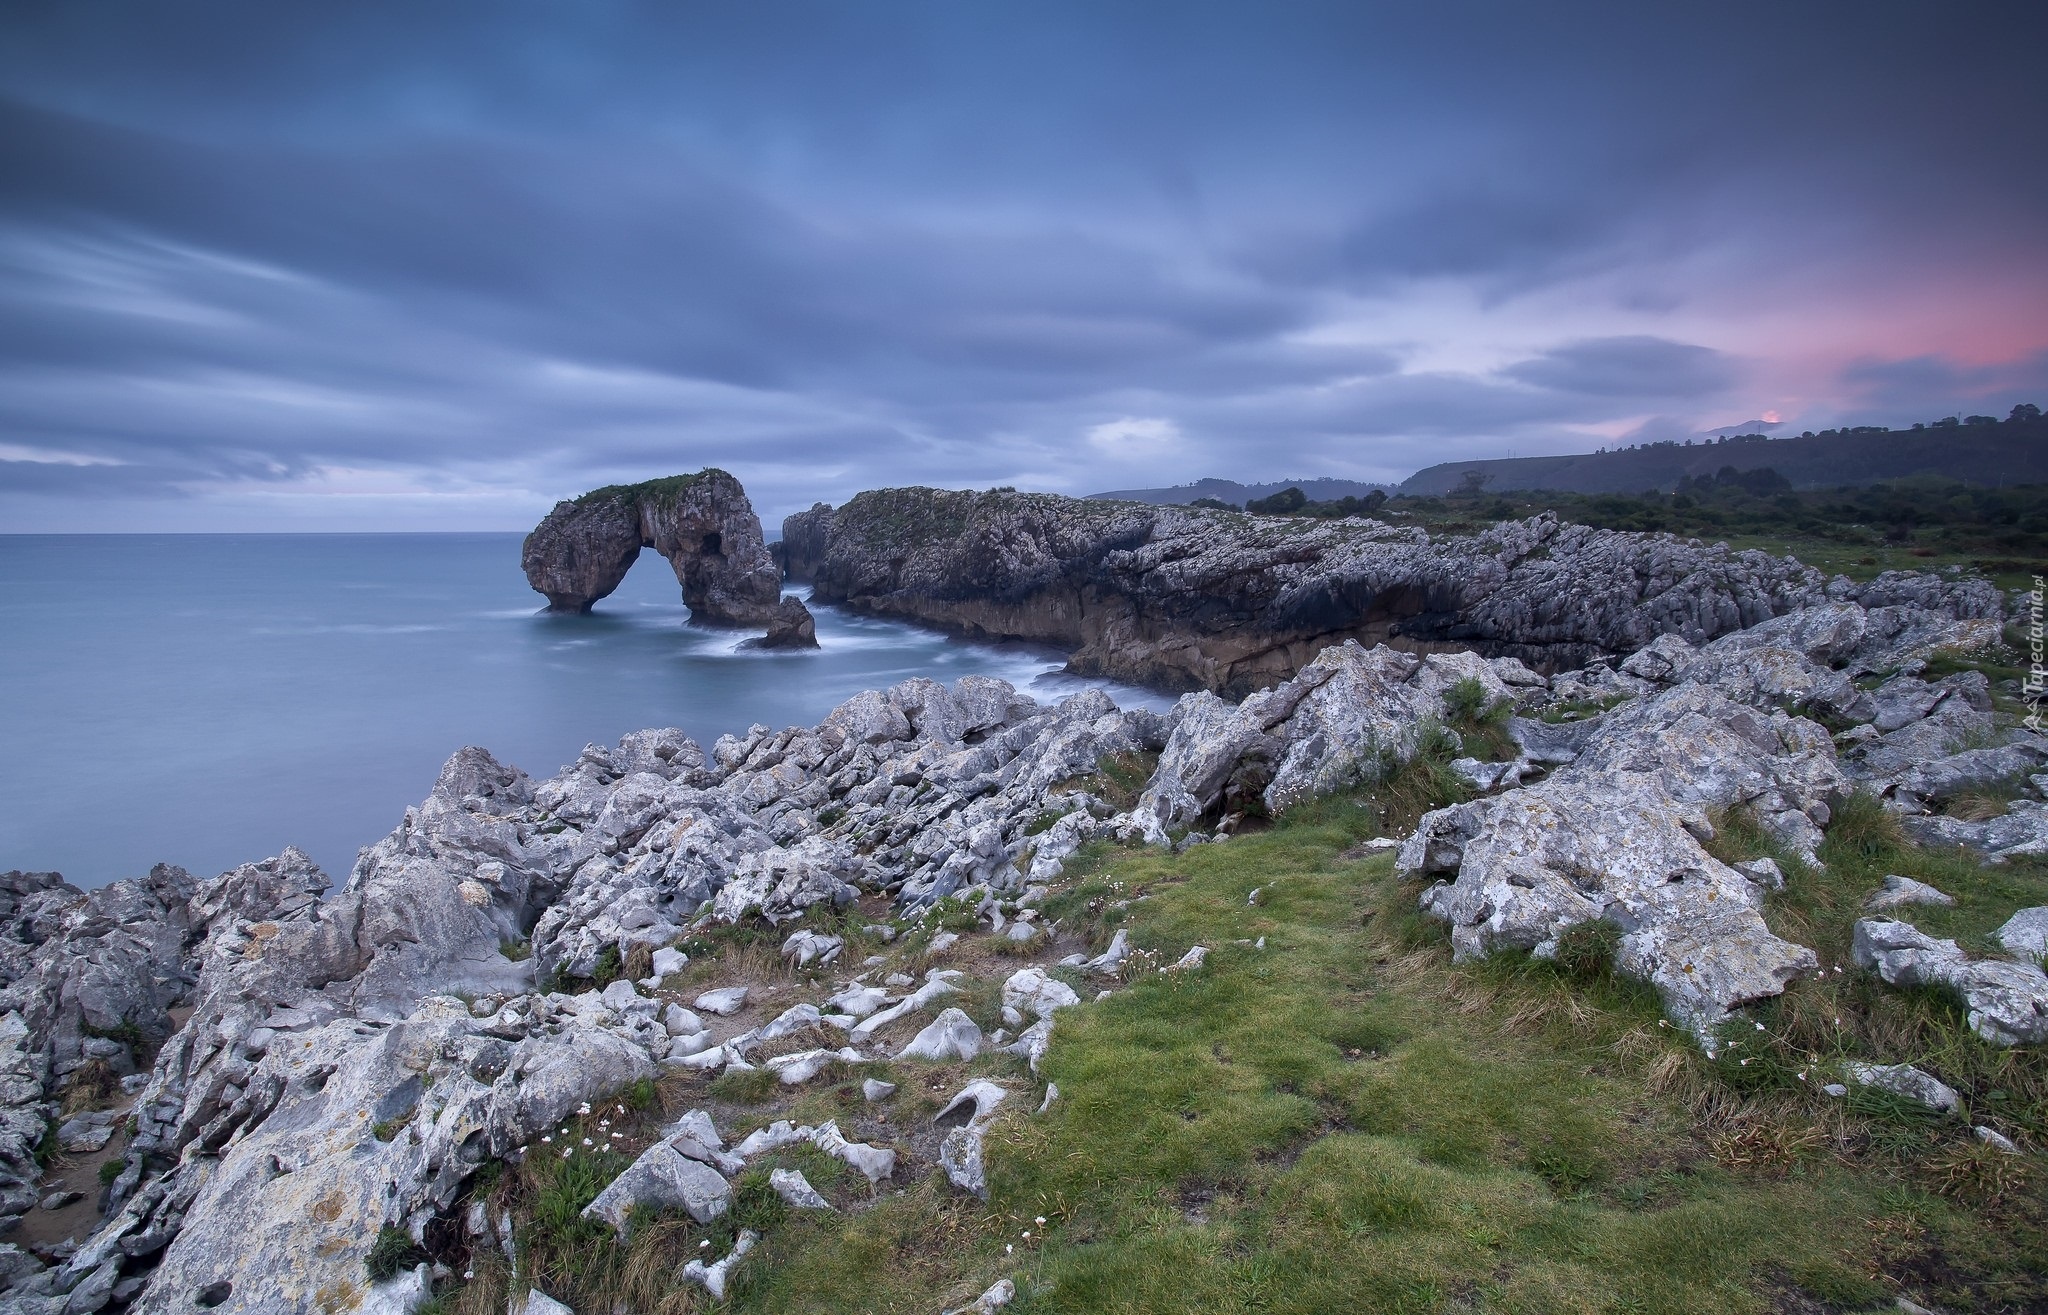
left=1443, top=677, right=1517, bottom=763
left=433, top=765, right=2047, bottom=1314
left=574, top=470, right=714, bottom=509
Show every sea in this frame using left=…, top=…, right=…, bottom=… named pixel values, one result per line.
left=0, top=534, right=1173, bottom=889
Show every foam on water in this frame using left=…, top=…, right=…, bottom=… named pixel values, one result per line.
left=0, top=533, right=1175, bottom=887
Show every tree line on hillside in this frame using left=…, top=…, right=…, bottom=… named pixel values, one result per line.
left=1212, top=403, right=2048, bottom=565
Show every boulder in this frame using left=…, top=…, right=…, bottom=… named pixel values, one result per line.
left=581, top=1142, right=732, bottom=1237
left=1863, top=875, right=1955, bottom=912
left=1842, top=1061, right=1960, bottom=1114
left=768, top=1168, right=832, bottom=1210
left=897, top=1008, right=982, bottom=1062
left=1852, top=918, right=2048, bottom=1045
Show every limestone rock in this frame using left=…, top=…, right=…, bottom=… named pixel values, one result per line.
left=1852, top=917, right=2048, bottom=1045
left=1842, top=1061, right=1961, bottom=1113
left=682, top=1229, right=757, bottom=1301
left=999, top=968, right=1078, bottom=1022
left=795, top=490, right=1899, bottom=695
left=582, top=1142, right=732, bottom=1237
left=942, top=1278, right=1017, bottom=1315
left=1902, top=802, right=2048, bottom=863
left=1864, top=875, right=1955, bottom=912
left=1997, top=907, right=2048, bottom=960
left=768, top=1168, right=832, bottom=1210
left=1407, top=682, right=1834, bottom=1036
left=742, top=596, right=821, bottom=650
left=934, top=1080, right=1008, bottom=1199
left=522, top=469, right=784, bottom=625
left=897, top=1008, right=982, bottom=1062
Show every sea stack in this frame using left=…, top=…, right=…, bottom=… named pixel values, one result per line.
left=522, top=469, right=814, bottom=640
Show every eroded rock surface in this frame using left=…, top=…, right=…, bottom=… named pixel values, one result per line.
left=522, top=468, right=791, bottom=627
left=792, top=488, right=1998, bottom=695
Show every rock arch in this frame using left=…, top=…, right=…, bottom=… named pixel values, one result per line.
left=521, top=469, right=794, bottom=628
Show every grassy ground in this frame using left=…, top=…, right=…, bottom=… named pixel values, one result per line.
left=430, top=766, right=2048, bottom=1314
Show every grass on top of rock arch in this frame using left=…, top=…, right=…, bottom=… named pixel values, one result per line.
left=649, top=783, right=2040, bottom=1315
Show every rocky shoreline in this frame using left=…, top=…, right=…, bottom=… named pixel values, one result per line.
left=784, top=487, right=2006, bottom=696
left=1, top=492, right=2042, bottom=1311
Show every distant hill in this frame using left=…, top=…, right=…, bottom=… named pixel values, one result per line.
left=1089, top=476, right=1392, bottom=507
left=1400, top=411, right=2048, bottom=495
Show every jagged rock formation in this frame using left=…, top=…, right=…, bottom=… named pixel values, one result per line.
left=787, top=488, right=2000, bottom=695
left=521, top=469, right=800, bottom=631
left=0, top=549, right=2036, bottom=1311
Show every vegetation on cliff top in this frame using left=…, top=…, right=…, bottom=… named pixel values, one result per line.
left=572, top=470, right=722, bottom=509
left=429, top=726, right=2045, bottom=1314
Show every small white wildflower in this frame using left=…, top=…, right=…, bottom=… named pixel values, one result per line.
left=1035, top=1216, right=1047, bottom=1225
left=1005, top=1244, right=1014, bottom=1255
left=1739, top=1058, right=1751, bottom=1066
left=1022, top=1231, right=1031, bottom=1239
left=541, top=1135, right=552, bottom=1143
left=582, top=1138, right=594, bottom=1146
left=1754, top=1022, right=1765, bottom=1031
left=700, top=1240, right=710, bottom=1249
left=561, top=1148, right=572, bottom=1158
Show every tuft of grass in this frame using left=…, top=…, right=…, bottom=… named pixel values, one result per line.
left=61, top=1058, right=119, bottom=1114
left=366, top=1225, right=426, bottom=1282
left=1442, top=678, right=1518, bottom=763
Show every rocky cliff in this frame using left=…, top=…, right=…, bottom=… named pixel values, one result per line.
left=522, top=470, right=800, bottom=631
left=786, top=488, right=2004, bottom=695
left=0, top=560, right=2037, bottom=1312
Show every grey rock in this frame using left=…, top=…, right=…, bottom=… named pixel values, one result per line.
left=682, top=1228, right=757, bottom=1301
left=1996, top=906, right=2048, bottom=960
left=741, top=596, right=820, bottom=650
left=581, top=1142, right=732, bottom=1238
left=1408, top=682, right=1833, bottom=1036
left=1902, top=801, right=2048, bottom=862
left=1853, top=917, right=2048, bottom=1045
left=1864, top=875, right=1955, bottom=912
left=764, top=1047, right=862, bottom=1085
left=942, top=1278, right=1018, bottom=1315
left=897, top=1008, right=982, bottom=1062
left=1733, top=858, right=1784, bottom=892
left=934, top=1080, right=1008, bottom=1199
left=1841, top=1061, right=1960, bottom=1114
left=862, top=1078, right=896, bottom=1103
left=521, top=470, right=784, bottom=625
left=1976, top=1125, right=2020, bottom=1153
left=999, top=968, right=1078, bottom=1022
left=693, top=987, right=749, bottom=1017
left=781, top=929, right=844, bottom=967
left=796, top=491, right=1914, bottom=695
left=768, top=1168, right=832, bottom=1210
left=809, top=1120, right=896, bottom=1182
left=514, top=1291, right=574, bottom=1315
left=37, top=1191, right=82, bottom=1212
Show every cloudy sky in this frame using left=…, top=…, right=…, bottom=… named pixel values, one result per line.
left=1, top=1, right=2043, bottom=531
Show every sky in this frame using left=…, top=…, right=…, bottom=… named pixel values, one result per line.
left=1, top=1, right=2044, bottom=532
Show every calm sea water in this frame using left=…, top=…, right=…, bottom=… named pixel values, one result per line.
left=0, top=534, right=1171, bottom=888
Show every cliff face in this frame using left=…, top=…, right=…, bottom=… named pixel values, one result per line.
left=789, top=487, right=2002, bottom=695
left=522, top=470, right=791, bottom=628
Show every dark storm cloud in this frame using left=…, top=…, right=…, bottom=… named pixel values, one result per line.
left=1841, top=352, right=2048, bottom=420
left=0, top=2, right=2041, bottom=528
left=1503, top=338, right=1738, bottom=400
